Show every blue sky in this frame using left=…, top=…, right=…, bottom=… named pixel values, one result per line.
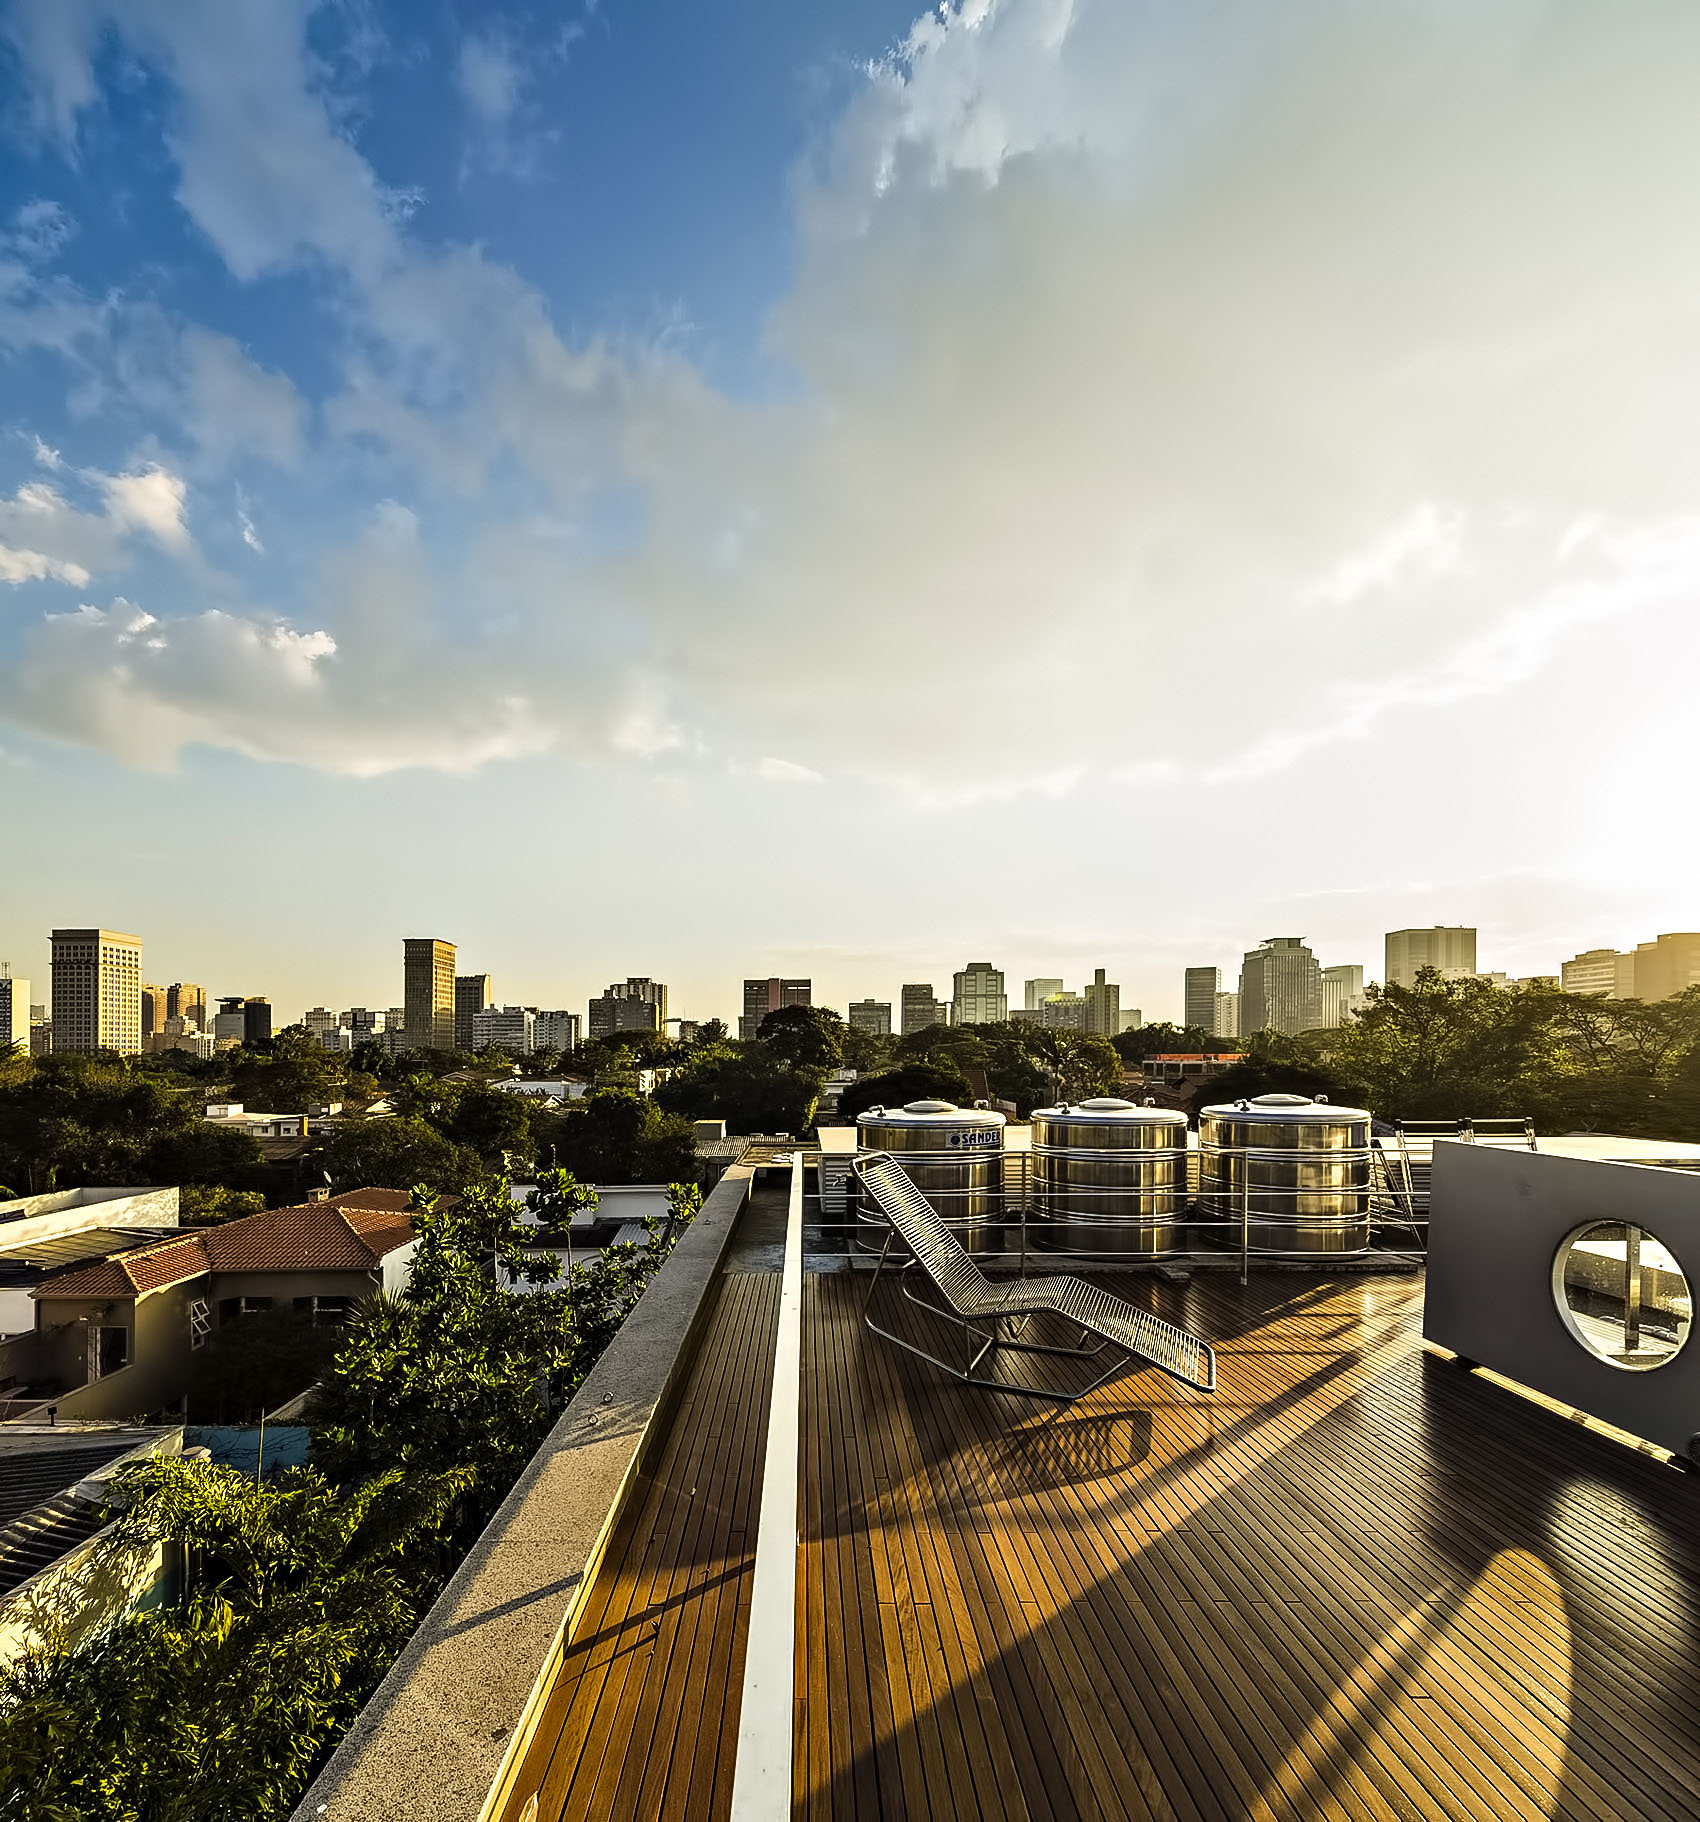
left=2, top=0, right=1699, bottom=1027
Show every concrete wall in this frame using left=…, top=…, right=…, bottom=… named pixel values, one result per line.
left=30, top=1278, right=205, bottom=1421
left=294, top=1163, right=757, bottom=1822
left=1424, top=1141, right=1700, bottom=1459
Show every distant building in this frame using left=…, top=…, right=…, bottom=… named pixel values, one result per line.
left=1213, top=991, right=1241, bottom=1039
left=1024, top=978, right=1064, bottom=1012
left=243, top=998, right=272, bottom=1046
left=1385, top=926, right=1477, bottom=989
left=1560, top=948, right=1636, bottom=998
left=1631, top=933, right=1700, bottom=1003
left=50, top=929, right=143, bottom=1056
left=211, top=998, right=247, bottom=1042
left=474, top=1005, right=535, bottom=1053
left=848, top=1000, right=892, bottom=1036
left=534, top=1009, right=580, bottom=1052
left=0, top=975, right=28, bottom=1049
left=1239, top=937, right=1323, bottom=1036
left=1082, top=968, right=1120, bottom=1038
left=1118, top=1009, right=1145, bottom=1034
left=740, top=977, right=811, bottom=1040
left=589, top=977, right=669, bottom=1040
left=952, top=963, right=1007, bottom=1027
left=1184, top=967, right=1221, bottom=1033
left=166, top=982, right=206, bottom=1027
left=303, top=1007, right=340, bottom=1042
left=404, top=938, right=457, bottom=1051
left=1320, top=965, right=1367, bottom=1030
left=455, top=973, right=494, bottom=1050
left=900, top=984, right=948, bottom=1036
left=140, top=984, right=166, bottom=1041
left=1040, top=992, right=1086, bottom=1031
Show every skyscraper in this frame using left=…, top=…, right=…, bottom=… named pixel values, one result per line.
left=1184, top=966, right=1221, bottom=1032
left=1560, top=948, right=1636, bottom=998
left=50, top=929, right=143, bottom=1055
left=952, top=963, right=1007, bottom=1026
left=167, top=982, right=206, bottom=1028
left=0, top=973, right=28, bottom=1048
left=141, top=983, right=166, bottom=1040
left=1213, top=991, right=1240, bottom=1039
left=740, top=977, right=811, bottom=1039
left=243, top=998, right=272, bottom=1046
left=900, top=984, right=948, bottom=1036
left=1320, top=964, right=1366, bottom=1029
left=848, top=1000, right=892, bottom=1035
left=1024, top=978, right=1064, bottom=1011
left=1239, top=937, right=1324, bottom=1036
left=455, top=973, right=494, bottom=1049
left=1631, top=933, right=1700, bottom=1003
left=473, top=1005, right=535, bottom=1053
left=1082, top=967, right=1120, bottom=1038
left=588, top=977, right=669, bottom=1040
left=533, top=1010, right=581, bottom=1052
left=403, top=938, right=457, bottom=1050
left=1384, top=926, right=1477, bottom=989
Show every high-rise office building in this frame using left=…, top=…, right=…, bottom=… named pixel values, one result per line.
left=1385, top=926, right=1477, bottom=989
left=900, top=984, right=948, bottom=1036
left=303, top=1007, right=340, bottom=1042
left=848, top=1000, right=892, bottom=1035
left=166, top=982, right=206, bottom=1028
left=1239, top=937, right=1324, bottom=1036
left=1040, top=992, right=1087, bottom=1031
left=1631, top=933, right=1700, bottom=1003
left=455, top=973, right=494, bottom=1050
left=534, top=1009, right=581, bottom=1052
left=1560, top=948, right=1637, bottom=998
left=212, top=997, right=248, bottom=1043
left=404, top=938, right=457, bottom=1051
left=242, top=998, right=272, bottom=1045
left=50, top=929, right=143, bottom=1056
left=1213, top=991, right=1240, bottom=1039
left=1082, top=968, right=1120, bottom=1038
left=0, top=974, right=28, bottom=1048
left=740, top=977, right=811, bottom=1040
left=952, top=963, right=1007, bottom=1027
left=141, top=984, right=166, bottom=1040
left=1320, top=965, right=1367, bottom=1029
left=1024, top=978, right=1064, bottom=1012
left=1184, top=967, right=1221, bottom=1032
left=589, top=977, right=669, bottom=1040
left=474, top=1005, right=535, bottom=1053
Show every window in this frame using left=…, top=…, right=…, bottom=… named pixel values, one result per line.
left=1553, top=1222, right=1693, bottom=1371
left=188, top=1298, right=211, bottom=1350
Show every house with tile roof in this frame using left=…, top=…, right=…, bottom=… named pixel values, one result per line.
left=13, top=1190, right=428, bottom=1424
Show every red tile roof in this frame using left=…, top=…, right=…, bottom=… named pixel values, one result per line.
left=34, top=1199, right=421, bottom=1302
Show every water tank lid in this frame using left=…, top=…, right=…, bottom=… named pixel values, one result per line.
left=905, top=1099, right=957, bottom=1114
left=1077, top=1097, right=1137, bottom=1111
left=1253, top=1093, right=1314, bottom=1106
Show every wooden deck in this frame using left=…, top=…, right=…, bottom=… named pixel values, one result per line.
left=509, top=1260, right=1700, bottom=1821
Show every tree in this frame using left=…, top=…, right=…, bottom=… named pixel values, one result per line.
left=228, top=1027, right=344, bottom=1112
left=179, top=1184, right=267, bottom=1226
left=547, top=1091, right=698, bottom=1183
left=0, top=1454, right=470, bottom=1820
left=315, top=1118, right=482, bottom=1194
left=655, top=1044, right=821, bottom=1135
left=755, top=1004, right=845, bottom=1073
left=1111, top=1022, right=1222, bottom=1064
left=839, top=1023, right=896, bottom=1073
left=836, top=1062, right=970, bottom=1126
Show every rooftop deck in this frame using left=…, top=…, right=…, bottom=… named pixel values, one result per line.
left=492, top=1189, right=1700, bottom=1822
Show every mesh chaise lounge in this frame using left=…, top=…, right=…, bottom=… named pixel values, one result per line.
left=853, top=1150, right=1216, bottom=1400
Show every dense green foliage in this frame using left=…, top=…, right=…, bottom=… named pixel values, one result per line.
left=314, top=1115, right=483, bottom=1194
left=885, top=1020, right=1121, bottom=1115
left=656, top=1006, right=849, bottom=1136
left=543, top=1090, right=699, bottom=1183
left=1215, top=971, right=1700, bottom=1134
left=0, top=1456, right=471, bottom=1820
left=0, top=1051, right=262, bottom=1195
left=0, top=1171, right=703, bottom=1817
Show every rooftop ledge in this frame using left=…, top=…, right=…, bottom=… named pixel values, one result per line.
left=293, top=1162, right=758, bottom=1822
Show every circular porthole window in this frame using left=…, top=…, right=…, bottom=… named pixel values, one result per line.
left=1552, top=1222, right=1693, bottom=1371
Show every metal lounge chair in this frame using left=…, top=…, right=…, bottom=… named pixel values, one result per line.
left=853, top=1150, right=1217, bottom=1400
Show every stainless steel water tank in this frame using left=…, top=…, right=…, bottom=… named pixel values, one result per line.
left=856, top=1099, right=1006, bottom=1253
left=1197, top=1092, right=1373, bottom=1256
left=1030, top=1098, right=1188, bottom=1256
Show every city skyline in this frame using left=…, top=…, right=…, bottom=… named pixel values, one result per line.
left=0, top=4, right=1696, bottom=1015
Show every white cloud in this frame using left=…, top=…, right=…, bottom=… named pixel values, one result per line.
left=756, top=756, right=826, bottom=784
left=6, top=0, right=1700, bottom=810
left=100, top=465, right=190, bottom=551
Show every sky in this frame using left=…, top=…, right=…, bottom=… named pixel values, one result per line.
left=2, top=0, right=1700, bottom=1028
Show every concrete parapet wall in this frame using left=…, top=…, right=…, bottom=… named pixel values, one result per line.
left=293, top=1163, right=756, bottom=1822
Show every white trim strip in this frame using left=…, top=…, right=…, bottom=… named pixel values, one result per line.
left=729, top=1154, right=804, bottom=1820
